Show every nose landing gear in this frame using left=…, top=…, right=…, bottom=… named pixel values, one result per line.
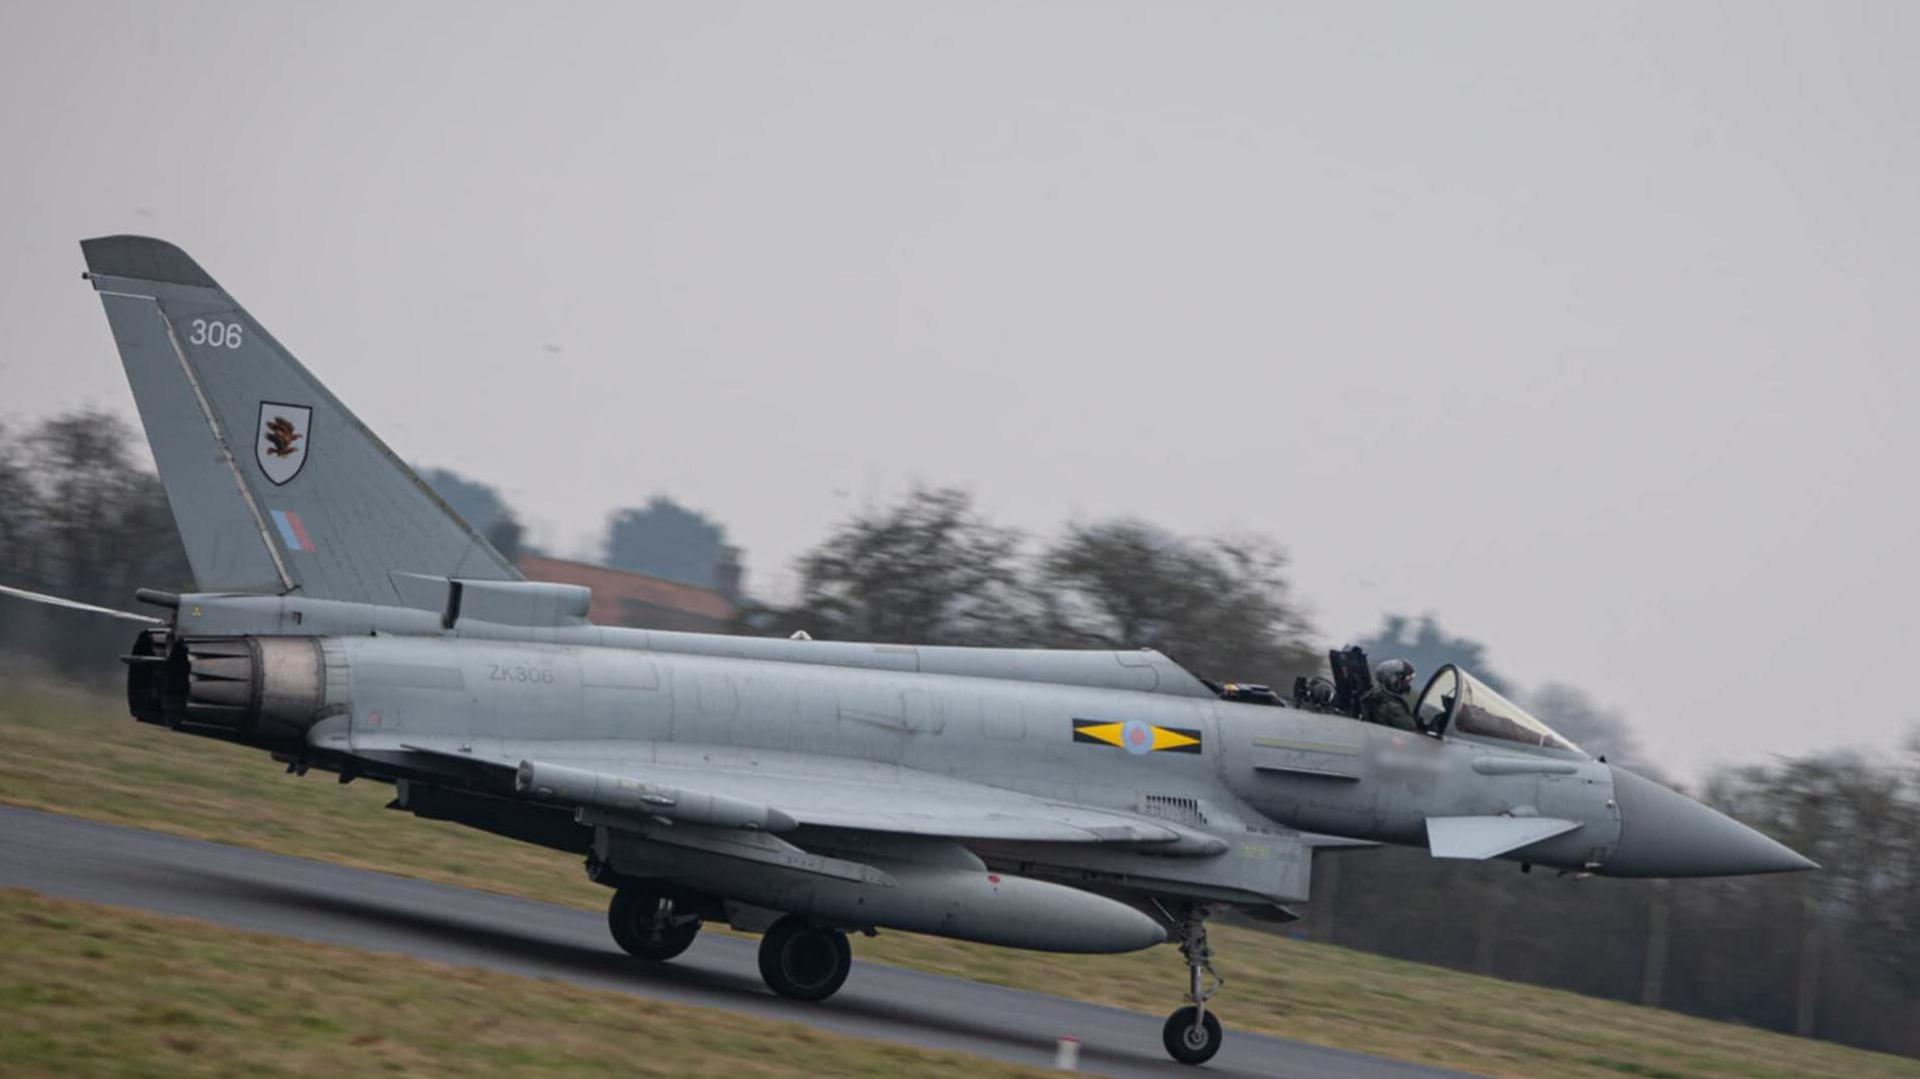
left=1162, top=907, right=1225, bottom=1065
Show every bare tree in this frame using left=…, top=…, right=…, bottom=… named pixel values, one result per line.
left=762, top=487, right=1029, bottom=646
left=0, top=421, right=38, bottom=577
left=0, top=410, right=189, bottom=679
left=1528, top=683, right=1653, bottom=772
left=1037, top=520, right=1314, bottom=684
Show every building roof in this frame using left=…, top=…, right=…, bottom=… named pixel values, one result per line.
left=518, top=554, right=734, bottom=629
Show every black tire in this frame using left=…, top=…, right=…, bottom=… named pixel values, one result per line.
left=1162, top=1006, right=1224, bottom=1065
left=757, top=915, right=852, bottom=1002
left=608, top=885, right=700, bottom=961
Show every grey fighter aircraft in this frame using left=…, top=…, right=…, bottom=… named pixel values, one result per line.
left=15, top=236, right=1813, bottom=1065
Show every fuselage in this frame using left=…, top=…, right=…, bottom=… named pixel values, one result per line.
left=156, top=591, right=1630, bottom=892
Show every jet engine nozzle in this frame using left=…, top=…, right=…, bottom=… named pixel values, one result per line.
left=127, top=632, right=326, bottom=747
left=1602, top=766, right=1816, bottom=877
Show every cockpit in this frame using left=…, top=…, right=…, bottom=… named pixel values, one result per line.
left=1205, top=646, right=1583, bottom=754
left=1414, top=665, right=1581, bottom=753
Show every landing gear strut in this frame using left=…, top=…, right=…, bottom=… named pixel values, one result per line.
left=757, top=914, right=852, bottom=1002
left=1162, top=907, right=1225, bottom=1065
left=608, top=884, right=701, bottom=962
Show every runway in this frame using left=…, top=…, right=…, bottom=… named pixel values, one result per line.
left=0, top=805, right=1466, bottom=1078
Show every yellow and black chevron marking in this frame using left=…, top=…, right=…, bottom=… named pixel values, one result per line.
left=1072, top=718, right=1203, bottom=755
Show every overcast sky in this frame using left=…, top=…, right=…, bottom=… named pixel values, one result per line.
left=3, top=2, right=1915, bottom=779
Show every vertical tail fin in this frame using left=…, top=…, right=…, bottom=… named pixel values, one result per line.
left=80, top=235, right=520, bottom=605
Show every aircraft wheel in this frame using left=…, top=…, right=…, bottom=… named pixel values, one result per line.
left=1162, top=1006, right=1224, bottom=1065
left=608, top=885, right=700, bottom=961
left=757, top=915, right=852, bottom=1002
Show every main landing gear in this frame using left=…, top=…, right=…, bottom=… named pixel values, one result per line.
left=608, top=884, right=701, bottom=961
left=757, top=914, right=853, bottom=1002
left=598, top=867, right=853, bottom=1003
left=1162, top=907, right=1225, bottom=1065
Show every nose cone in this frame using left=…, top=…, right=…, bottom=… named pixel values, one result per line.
left=1605, top=766, right=1817, bottom=877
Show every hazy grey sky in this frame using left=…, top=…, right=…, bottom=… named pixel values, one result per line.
left=4, top=2, right=1915, bottom=779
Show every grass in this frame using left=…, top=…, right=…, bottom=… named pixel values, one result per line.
left=0, top=888, right=1049, bottom=1078
left=3, top=679, right=1916, bottom=1079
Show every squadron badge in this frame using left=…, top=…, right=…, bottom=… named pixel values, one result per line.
left=256, top=402, right=312, bottom=486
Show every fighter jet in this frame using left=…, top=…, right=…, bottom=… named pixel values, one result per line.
left=14, top=236, right=1812, bottom=1065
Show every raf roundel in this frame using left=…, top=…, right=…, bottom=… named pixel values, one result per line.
left=1071, top=718, right=1203, bottom=755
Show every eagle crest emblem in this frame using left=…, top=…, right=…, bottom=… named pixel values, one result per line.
left=264, top=416, right=300, bottom=457
left=255, top=402, right=312, bottom=486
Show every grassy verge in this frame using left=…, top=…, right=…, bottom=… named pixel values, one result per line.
left=0, top=888, right=1046, bottom=1078
left=3, top=680, right=1914, bottom=1079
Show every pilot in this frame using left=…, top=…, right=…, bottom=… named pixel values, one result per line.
left=1296, top=676, right=1337, bottom=713
left=1360, top=659, right=1420, bottom=732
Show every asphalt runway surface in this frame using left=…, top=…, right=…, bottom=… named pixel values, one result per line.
left=0, top=805, right=1469, bottom=1078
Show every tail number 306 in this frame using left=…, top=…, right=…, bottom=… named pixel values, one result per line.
left=189, top=319, right=243, bottom=348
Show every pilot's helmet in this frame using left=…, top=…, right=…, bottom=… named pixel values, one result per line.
left=1301, top=676, right=1336, bottom=706
left=1375, top=659, right=1415, bottom=695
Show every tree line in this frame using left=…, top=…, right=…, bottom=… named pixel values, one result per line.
left=745, top=486, right=1920, bottom=1057
left=1, top=411, right=1913, bottom=1057
left=0, top=411, right=191, bottom=676
left=738, top=486, right=1319, bottom=692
